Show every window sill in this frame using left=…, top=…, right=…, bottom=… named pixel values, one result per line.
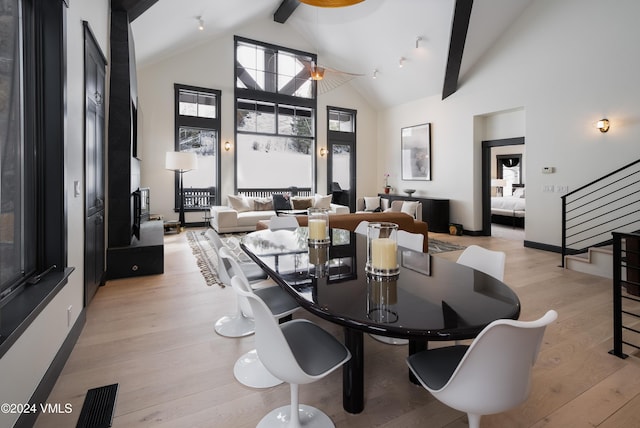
left=0, top=267, right=75, bottom=358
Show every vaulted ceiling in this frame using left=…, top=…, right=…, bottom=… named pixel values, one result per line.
left=126, top=0, right=532, bottom=109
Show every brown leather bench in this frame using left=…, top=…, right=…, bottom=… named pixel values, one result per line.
left=257, top=212, right=429, bottom=252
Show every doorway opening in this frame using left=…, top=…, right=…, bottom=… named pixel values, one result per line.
left=481, top=137, right=525, bottom=240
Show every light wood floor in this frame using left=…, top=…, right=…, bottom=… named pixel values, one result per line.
left=35, top=229, right=640, bottom=428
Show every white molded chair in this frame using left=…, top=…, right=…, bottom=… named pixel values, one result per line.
left=231, top=276, right=351, bottom=428
left=456, top=245, right=506, bottom=281
left=397, top=230, right=424, bottom=252
left=269, top=215, right=299, bottom=230
left=407, top=310, right=557, bottom=428
left=222, top=252, right=299, bottom=389
left=205, top=229, right=267, bottom=282
left=354, top=220, right=369, bottom=235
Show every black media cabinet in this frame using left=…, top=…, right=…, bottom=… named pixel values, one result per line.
left=106, top=220, right=164, bottom=279
left=378, top=193, right=450, bottom=233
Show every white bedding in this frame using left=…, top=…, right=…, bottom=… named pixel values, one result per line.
left=491, top=196, right=526, bottom=212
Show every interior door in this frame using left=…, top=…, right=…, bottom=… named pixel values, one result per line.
left=84, top=23, right=107, bottom=305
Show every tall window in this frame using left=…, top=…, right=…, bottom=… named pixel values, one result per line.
left=234, top=37, right=316, bottom=192
left=174, top=84, right=221, bottom=208
left=1, top=0, right=66, bottom=315
left=327, top=107, right=357, bottom=210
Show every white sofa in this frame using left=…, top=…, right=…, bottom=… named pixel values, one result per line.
left=210, top=194, right=349, bottom=233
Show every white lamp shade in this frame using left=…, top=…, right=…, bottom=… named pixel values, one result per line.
left=166, top=151, right=198, bottom=172
left=491, top=178, right=506, bottom=187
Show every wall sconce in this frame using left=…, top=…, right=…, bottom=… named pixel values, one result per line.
left=224, top=141, right=231, bottom=151
left=596, top=119, right=610, bottom=133
left=320, top=147, right=328, bottom=157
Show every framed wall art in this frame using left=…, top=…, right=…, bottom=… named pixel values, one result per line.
left=401, top=123, right=431, bottom=181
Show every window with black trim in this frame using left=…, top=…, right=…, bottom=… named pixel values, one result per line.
left=173, top=84, right=221, bottom=210
left=234, top=36, right=316, bottom=193
left=1, top=0, right=67, bottom=340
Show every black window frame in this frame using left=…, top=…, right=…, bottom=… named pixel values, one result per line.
left=173, top=83, right=222, bottom=209
left=234, top=36, right=318, bottom=194
left=0, top=0, right=69, bottom=354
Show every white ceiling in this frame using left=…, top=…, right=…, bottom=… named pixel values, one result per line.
left=131, top=0, right=532, bottom=109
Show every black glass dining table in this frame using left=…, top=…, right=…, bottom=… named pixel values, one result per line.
left=240, top=227, right=521, bottom=414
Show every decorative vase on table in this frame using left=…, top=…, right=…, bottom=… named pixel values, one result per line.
left=384, top=186, right=391, bottom=194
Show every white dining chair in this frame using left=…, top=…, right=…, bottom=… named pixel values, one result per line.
left=231, top=275, right=351, bottom=427
left=354, top=220, right=369, bottom=235
left=407, top=310, right=557, bottom=428
left=222, top=251, right=299, bottom=389
left=456, top=245, right=506, bottom=281
left=205, top=229, right=267, bottom=282
left=268, top=215, right=299, bottom=230
left=397, top=230, right=424, bottom=252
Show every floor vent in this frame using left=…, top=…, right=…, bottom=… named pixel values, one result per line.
left=76, top=383, right=118, bottom=428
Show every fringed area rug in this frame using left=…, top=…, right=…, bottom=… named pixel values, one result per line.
left=186, top=230, right=254, bottom=287
left=428, top=239, right=466, bottom=254
left=186, top=230, right=223, bottom=287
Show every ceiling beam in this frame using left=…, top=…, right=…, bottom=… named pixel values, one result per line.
left=274, top=0, right=301, bottom=24
left=111, top=0, right=159, bottom=22
left=442, top=0, right=473, bottom=100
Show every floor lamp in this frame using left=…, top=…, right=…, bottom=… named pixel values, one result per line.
left=166, top=151, right=198, bottom=229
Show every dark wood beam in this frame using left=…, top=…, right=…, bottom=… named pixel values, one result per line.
left=442, top=0, right=473, bottom=100
left=111, top=0, right=158, bottom=22
left=274, top=0, right=300, bottom=24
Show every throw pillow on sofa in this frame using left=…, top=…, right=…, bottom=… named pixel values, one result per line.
left=254, top=198, right=273, bottom=211
left=401, top=201, right=420, bottom=218
left=272, top=193, right=292, bottom=211
left=228, top=194, right=252, bottom=212
left=364, top=196, right=381, bottom=212
left=291, top=197, right=314, bottom=210
left=314, top=193, right=332, bottom=209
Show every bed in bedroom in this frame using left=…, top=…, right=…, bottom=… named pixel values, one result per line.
left=491, top=185, right=525, bottom=227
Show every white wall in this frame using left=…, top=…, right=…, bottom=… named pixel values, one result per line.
left=0, top=2, right=109, bottom=427
left=378, top=0, right=640, bottom=246
left=137, top=16, right=377, bottom=220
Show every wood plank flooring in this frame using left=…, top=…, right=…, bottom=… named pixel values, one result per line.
left=34, top=229, right=640, bottom=427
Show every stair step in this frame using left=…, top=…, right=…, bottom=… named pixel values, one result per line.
left=564, top=245, right=613, bottom=279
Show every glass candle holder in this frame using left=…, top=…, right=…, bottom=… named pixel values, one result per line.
left=366, top=222, right=399, bottom=276
left=308, top=244, right=329, bottom=278
left=367, top=275, right=399, bottom=323
left=307, top=207, right=330, bottom=244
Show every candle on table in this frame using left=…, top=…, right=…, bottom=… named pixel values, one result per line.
left=371, top=238, right=397, bottom=270
left=308, top=218, right=327, bottom=240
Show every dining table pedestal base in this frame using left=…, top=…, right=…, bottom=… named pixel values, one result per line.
left=343, top=328, right=364, bottom=414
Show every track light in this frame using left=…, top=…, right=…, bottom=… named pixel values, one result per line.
left=198, top=17, right=204, bottom=31
left=399, top=57, right=405, bottom=68
left=373, top=69, right=378, bottom=79
left=415, top=36, right=422, bottom=49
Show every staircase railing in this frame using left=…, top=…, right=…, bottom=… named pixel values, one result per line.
left=610, top=231, right=640, bottom=358
left=561, top=159, right=640, bottom=267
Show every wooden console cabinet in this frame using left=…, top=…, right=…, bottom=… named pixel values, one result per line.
left=378, top=193, right=450, bottom=233
left=106, top=220, right=164, bottom=279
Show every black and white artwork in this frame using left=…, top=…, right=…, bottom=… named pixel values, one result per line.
left=401, top=123, right=431, bottom=181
